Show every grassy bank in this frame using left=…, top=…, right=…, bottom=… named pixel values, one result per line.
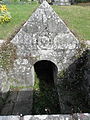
left=53, top=4, right=90, bottom=40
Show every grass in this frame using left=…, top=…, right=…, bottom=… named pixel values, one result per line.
left=0, top=2, right=39, bottom=40
left=0, top=3, right=90, bottom=41
left=10, top=85, right=33, bottom=91
left=53, top=4, right=90, bottom=40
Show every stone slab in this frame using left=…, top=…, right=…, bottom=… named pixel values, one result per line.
left=0, top=91, right=18, bottom=115
left=5, top=91, right=18, bottom=103
left=1, top=103, right=14, bottom=115
left=0, top=116, right=20, bottom=120
left=12, top=101, right=32, bottom=115
left=1, top=90, right=33, bottom=115
left=16, top=89, right=33, bottom=102
left=77, top=113, right=90, bottom=120
left=12, top=90, right=33, bottom=115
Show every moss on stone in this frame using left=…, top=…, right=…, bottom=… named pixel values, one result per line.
left=0, top=42, right=17, bottom=71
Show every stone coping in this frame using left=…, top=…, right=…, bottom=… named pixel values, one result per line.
left=0, top=114, right=90, bottom=120
left=85, top=40, right=90, bottom=48
left=0, top=40, right=5, bottom=46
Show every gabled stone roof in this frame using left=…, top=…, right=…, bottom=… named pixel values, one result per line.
left=11, top=1, right=80, bottom=71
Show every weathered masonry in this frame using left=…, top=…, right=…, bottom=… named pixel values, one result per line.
left=0, top=1, right=86, bottom=115
left=9, top=1, right=80, bottom=88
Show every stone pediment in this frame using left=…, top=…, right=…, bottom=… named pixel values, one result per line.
left=11, top=1, right=80, bottom=71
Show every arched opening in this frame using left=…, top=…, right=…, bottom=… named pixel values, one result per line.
left=32, top=60, right=60, bottom=114
left=34, top=60, right=58, bottom=85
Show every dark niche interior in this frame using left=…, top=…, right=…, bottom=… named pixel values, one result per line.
left=34, top=60, right=58, bottom=85
left=32, top=60, right=60, bottom=114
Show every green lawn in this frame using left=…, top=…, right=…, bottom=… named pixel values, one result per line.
left=0, top=3, right=90, bottom=40
left=0, top=2, right=39, bottom=40
left=53, top=5, right=90, bottom=40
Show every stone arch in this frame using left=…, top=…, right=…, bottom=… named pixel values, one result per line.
left=34, top=60, right=58, bottom=84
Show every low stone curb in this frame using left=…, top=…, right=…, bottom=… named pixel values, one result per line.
left=0, top=115, right=20, bottom=120
left=0, top=114, right=90, bottom=120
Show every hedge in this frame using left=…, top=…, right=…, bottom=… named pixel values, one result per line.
left=75, top=0, right=90, bottom=3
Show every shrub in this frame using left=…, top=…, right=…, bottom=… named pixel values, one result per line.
left=75, top=0, right=90, bottom=3
left=0, top=4, right=11, bottom=24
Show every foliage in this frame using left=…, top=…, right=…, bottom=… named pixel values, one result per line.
left=0, top=3, right=38, bottom=39
left=75, top=0, right=90, bottom=3
left=57, top=50, right=89, bottom=113
left=10, top=85, right=33, bottom=91
left=20, top=0, right=29, bottom=2
left=0, top=4, right=11, bottom=24
left=32, top=72, right=60, bottom=114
